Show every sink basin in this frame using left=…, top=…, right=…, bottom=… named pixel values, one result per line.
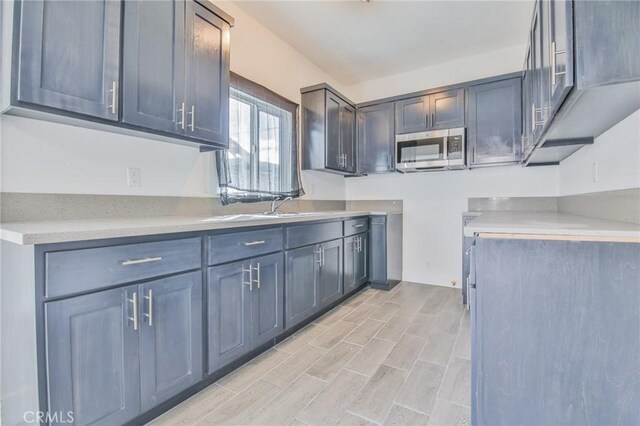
left=201, top=212, right=324, bottom=222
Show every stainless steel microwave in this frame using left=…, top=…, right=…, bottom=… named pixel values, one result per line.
left=395, top=128, right=465, bottom=172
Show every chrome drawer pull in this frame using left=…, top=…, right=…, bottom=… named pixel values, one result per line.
left=353, top=224, right=365, bottom=228
left=243, top=240, right=266, bottom=246
left=122, top=256, right=163, bottom=266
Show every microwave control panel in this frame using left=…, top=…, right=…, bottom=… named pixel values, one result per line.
left=448, top=135, right=464, bottom=160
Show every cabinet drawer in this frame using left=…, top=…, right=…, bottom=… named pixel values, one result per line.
left=344, top=218, right=369, bottom=237
left=45, top=238, right=202, bottom=298
left=208, top=227, right=283, bottom=265
left=285, top=221, right=342, bottom=249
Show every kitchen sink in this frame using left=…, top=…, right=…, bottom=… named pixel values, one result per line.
left=201, top=212, right=325, bottom=222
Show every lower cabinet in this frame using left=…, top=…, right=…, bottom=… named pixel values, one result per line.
left=318, top=239, right=343, bottom=307
left=45, top=271, right=202, bottom=425
left=139, top=273, right=203, bottom=411
left=285, top=239, right=344, bottom=329
left=344, top=233, right=368, bottom=294
left=285, top=245, right=320, bottom=329
left=208, top=253, right=283, bottom=373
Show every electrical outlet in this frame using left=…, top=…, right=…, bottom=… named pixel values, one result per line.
left=127, top=168, right=141, bottom=187
left=592, top=161, right=599, bottom=182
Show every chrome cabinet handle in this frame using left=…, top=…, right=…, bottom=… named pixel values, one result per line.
left=242, top=264, right=253, bottom=291
left=187, top=105, right=195, bottom=132
left=243, top=240, right=266, bottom=246
left=353, top=223, right=365, bottom=228
left=109, top=81, right=117, bottom=115
left=252, top=263, right=261, bottom=289
left=142, top=289, right=153, bottom=326
left=178, top=102, right=186, bottom=130
left=127, top=291, right=138, bottom=331
left=122, top=256, right=162, bottom=266
left=551, top=41, right=567, bottom=87
left=315, top=246, right=323, bottom=265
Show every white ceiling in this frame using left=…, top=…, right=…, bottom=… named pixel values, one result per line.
left=234, top=0, right=534, bottom=85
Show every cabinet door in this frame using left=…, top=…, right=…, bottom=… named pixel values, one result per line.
left=355, top=233, right=369, bottom=286
left=395, top=96, right=429, bottom=134
left=521, top=44, right=534, bottom=159
left=429, top=89, right=464, bottom=130
left=357, top=103, right=395, bottom=174
left=343, top=236, right=357, bottom=294
left=17, top=0, right=121, bottom=120
left=45, top=286, right=141, bottom=426
left=325, top=92, right=342, bottom=170
left=251, top=253, right=284, bottom=348
left=139, top=271, right=203, bottom=411
left=285, top=245, right=320, bottom=329
left=184, top=0, right=230, bottom=146
left=208, top=260, right=252, bottom=373
left=122, top=0, right=186, bottom=135
left=467, top=78, right=522, bottom=166
left=530, top=3, right=545, bottom=144
left=548, top=0, right=574, bottom=118
left=319, top=239, right=343, bottom=308
left=340, top=103, right=357, bottom=173
left=369, top=219, right=387, bottom=284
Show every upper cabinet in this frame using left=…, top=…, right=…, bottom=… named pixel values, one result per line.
left=395, top=96, right=428, bottom=134
left=467, top=77, right=522, bottom=167
left=15, top=0, right=122, bottom=120
left=522, top=0, right=639, bottom=165
left=4, top=0, right=232, bottom=149
left=301, top=85, right=356, bottom=175
left=357, top=102, right=395, bottom=174
left=395, top=89, right=464, bottom=134
left=122, top=0, right=186, bottom=135
left=122, top=0, right=230, bottom=147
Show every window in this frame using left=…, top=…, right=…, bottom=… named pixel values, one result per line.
left=216, top=74, right=304, bottom=205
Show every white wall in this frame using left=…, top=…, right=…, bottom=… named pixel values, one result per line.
left=558, top=110, right=640, bottom=196
left=345, top=166, right=559, bottom=287
left=345, top=45, right=526, bottom=104
left=0, top=1, right=346, bottom=200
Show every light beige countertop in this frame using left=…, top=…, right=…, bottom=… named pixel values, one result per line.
left=463, top=211, right=640, bottom=241
left=0, top=211, right=395, bottom=245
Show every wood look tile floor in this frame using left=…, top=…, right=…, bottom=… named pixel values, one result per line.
left=151, top=282, right=471, bottom=426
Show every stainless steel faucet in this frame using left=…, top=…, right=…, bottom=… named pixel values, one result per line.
left=269, top=196, right=293, bottom=214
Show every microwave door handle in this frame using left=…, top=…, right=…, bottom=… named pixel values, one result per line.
left=442, top=136, right=448, bottom=160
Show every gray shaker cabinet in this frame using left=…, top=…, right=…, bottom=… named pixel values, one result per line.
left=467, top=77, right=522, bottom=166
left=207, top=260, right=252, bottom=373
left=285, top=245, right=320, bottom=329
left=429, top=89, right=465, bottom=130
left=208, top=253, right=283, bottom=373
left=184, top=0, right=230, bottom=146
left=122, top=0, right=186, bottom=135
left=16, top=0, right=121, bottom=120
left=395, top=89, right=464, bottom=134
left=123, top=0, right=230, bottom=146
left=345, top=233, right=369, bottom=295
left=139, top=271, right=203, bottom=412
left=548, top=0, right=574, bottom=120
left=395, top=96, right=429, bottom=134
left=301, top=85, right=356, bottom=175
left=250, top=253, right=284, bottom=348
left=472, top=238, right=640, bottom=425
left=318, top=239, right=343, bottom=307
left=356, top=102, right=395, bottom=174
left=45, top=285, right=141, bottom=426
